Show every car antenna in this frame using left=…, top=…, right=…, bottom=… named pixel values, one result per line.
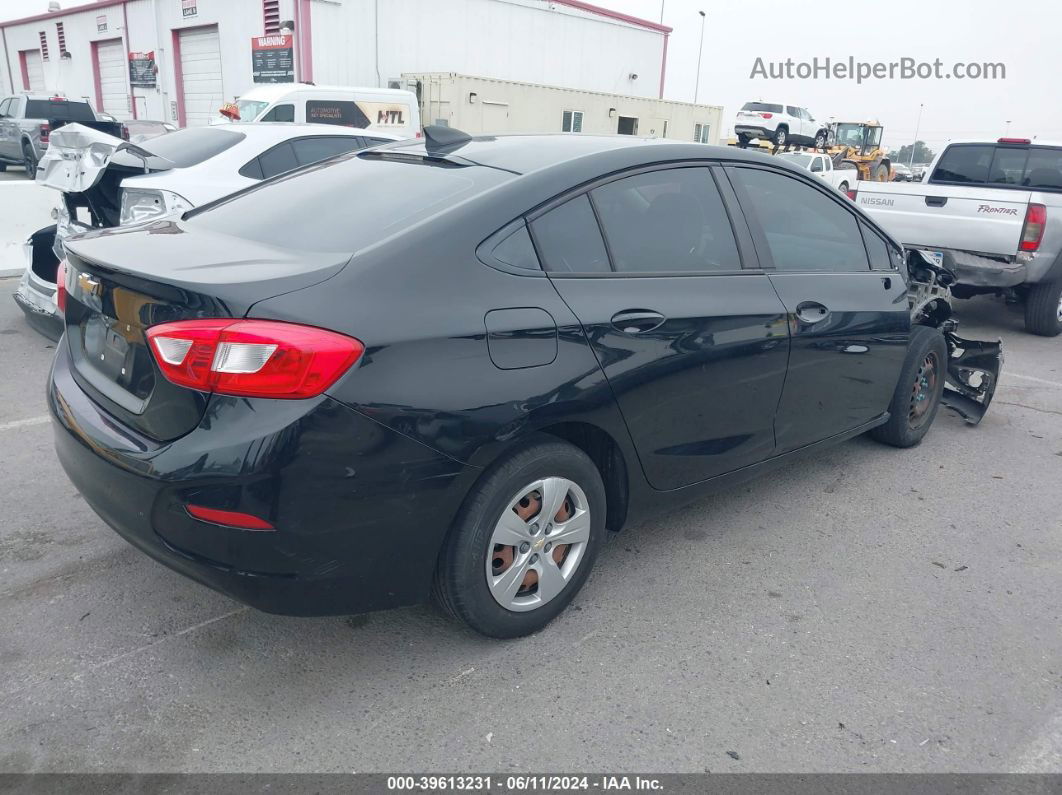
left=423, top=125, right=472, bottom=153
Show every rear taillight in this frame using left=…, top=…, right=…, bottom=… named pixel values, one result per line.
left=39, top=122, right=51, bottom=143
left=55, top=259, right=68, bottom=312
left=1020, top=203, right=1047, bottom=252
left=847, top=189, right=857, bottom=201
left=146, top=319, right=364, bottom=399
left=761, top=112, right=773, bottom=119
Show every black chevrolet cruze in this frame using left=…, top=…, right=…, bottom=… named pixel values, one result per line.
left=49, top=129, right=1001, bottom=637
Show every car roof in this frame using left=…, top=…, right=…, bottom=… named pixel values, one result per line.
left=376, top=132, right=788, bottom=176
left=216, top=123, right=403, bottom=142
left=238, top=84, right=416, bottom=102
left=942, top=138, right=1062, bottom=148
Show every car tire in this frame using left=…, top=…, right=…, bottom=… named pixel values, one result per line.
left=22, top=144, right=37, bottom=178
left=870, top=325, right=948, bottom=448
left=814, top=130, right=828, bottom=149
left=772, top=127, right=788, bottom=147
left=1023, top=280, right=1062, bottom=337
left=737, top=134, right=750, bottom=148
left=432, top=436, right=607, bottom=638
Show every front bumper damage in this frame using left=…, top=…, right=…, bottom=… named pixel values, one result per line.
left=941, top=328, right=1003, bottom=425
left=907, top=249, right=1003, bottom=425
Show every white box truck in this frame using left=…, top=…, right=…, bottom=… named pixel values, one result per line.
left=403, top=73, right=723, bottom=143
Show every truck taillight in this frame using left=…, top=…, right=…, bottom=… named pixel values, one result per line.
left=1020, top=203, right=1046, bottom=252
left=39, top=123, right=51, bottom=143
left=846, top=189, right=857, bottom=201
left=146, top=319, right=364, bottom=399
left=55, top=259, right=68, bottom=312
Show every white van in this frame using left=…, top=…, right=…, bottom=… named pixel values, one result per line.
left=233, top=84, right=421, bottom=139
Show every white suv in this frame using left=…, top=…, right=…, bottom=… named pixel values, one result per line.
left=734, top=102, right=828, bottom=148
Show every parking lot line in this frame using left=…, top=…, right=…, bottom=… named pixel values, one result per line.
left=1008, top=372, right=1062, bottom=388
left=0, top=415, right=50, bottom=432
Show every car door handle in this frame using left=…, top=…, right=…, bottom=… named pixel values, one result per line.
left=611, top=309, right=666, bottom=334
left=795, top=301, right=830, bottom=324
left=925, top=196, right=947, bottom=207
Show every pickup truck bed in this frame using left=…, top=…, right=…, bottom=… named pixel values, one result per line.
left=854, top=138, right=1062, bottom=336
left=0, top=94, right=124, bottom=176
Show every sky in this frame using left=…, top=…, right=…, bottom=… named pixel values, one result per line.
left=2, top=0, right=1057, bottom=153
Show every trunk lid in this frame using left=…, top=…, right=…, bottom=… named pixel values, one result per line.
left=61, top=221, right=349, bottom=441
left=854, top=182, right=1031, bottom=258
left=38, top=123, right=176, bottom=229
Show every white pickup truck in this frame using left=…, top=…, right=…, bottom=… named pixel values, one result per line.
left=774, top=151, right=859, bottom=194
left=853, top=138, right=1062, bottom=336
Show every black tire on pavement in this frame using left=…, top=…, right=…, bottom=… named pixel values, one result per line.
left=1023, top=280, right=1062, bottom=337
left=870, top=325, right=948, bottom=448
left=22, top=144, right=37, bottom=178
left=432, top=436, right=606, bottom=638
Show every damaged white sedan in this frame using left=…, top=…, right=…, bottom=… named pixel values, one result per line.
left=14, top=122, right=400, bottom=340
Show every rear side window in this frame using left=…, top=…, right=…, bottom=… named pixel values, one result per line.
left=25, top=99, right=95, bottom=122
left=257, top=141, right=299, bottom=178
left=306, top=100, right=370, bottom=128
left=591, top=168, right=741, bottom=273
left=730, top=167, right=869, bottom=273
left=260, top=103, right=294, bottom=122
left=786, top=106, right=799, bottom=116
left=190, top=157, right=513, bottom=253
left=742, top=102, right=783, bottom=113
left=0, top=98, right=12, bottom=117
left=860, top=223, right=895, bottom=270
left=291, top=136, right=363, bottom=166
left=531, top=195, right=610, bottom=273
left=491, top=223, right=541, bottom=271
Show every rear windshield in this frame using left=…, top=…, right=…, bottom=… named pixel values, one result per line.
left=741, top=102, right=783, bottom=113
left=120, top=127, right=246, bottom=168
left=25, top=99, right=95, bottom=122
left=188, top=153, right=513, bottom=253
left=931, top=144, right=1062, bottom=190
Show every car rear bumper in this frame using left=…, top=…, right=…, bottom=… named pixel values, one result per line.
left=734, top=125, right=772, bottom=138
left=49, top=342, right=476, bottom=616
left=13, top=266, right=63, bottom=342
left=931, top=249, right=1028, bottom=288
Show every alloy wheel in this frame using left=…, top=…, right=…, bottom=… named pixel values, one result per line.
left=486, top=477, right=590, bottom=612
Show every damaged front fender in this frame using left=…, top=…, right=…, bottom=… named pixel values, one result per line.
left=941, top=331, right=1003, bottom=425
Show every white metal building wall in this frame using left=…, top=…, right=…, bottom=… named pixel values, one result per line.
left=96, top=39, right=129, bottom=117
left=310, top=0, right=667, bottom=100
left=178, top=26, right=224, bottom=126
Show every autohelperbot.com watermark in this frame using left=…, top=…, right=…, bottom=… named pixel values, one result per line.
left=750, top=56, right=1006, bottom=83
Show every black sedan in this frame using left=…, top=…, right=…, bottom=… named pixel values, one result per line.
left=48, top=128, right=1001, bottom=638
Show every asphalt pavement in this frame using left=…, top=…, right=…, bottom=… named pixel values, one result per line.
left=0, top=277, right=1059, bottom=773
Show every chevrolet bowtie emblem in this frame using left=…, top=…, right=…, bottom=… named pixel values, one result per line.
left=77, top=273, right=101, bottom=297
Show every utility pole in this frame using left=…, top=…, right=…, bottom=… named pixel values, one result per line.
left=694, top=10, right=706, bottom=104
left=909, top=102, right=924, bottom=167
